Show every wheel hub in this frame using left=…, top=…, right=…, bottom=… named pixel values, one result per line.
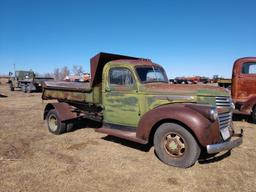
left=49, top=114, right=58, bottom=132
left=164, top=133, right=185, bottom=157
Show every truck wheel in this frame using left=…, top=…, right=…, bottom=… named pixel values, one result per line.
left=9, top=83, right=14, bottom=91
left=21, top=85, right=27, bottom=93
left=26, top=85, right=31, bottom=93
left=66, top=122, right=75, bottom=132
left=252, top=107, right=256, bottom=124
left=153, top=123, right=201, bottom=168
left=46, top=109, right=66, bottom=134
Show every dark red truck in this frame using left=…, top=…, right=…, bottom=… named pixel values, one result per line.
left=232, top=57, right=256, bottom=123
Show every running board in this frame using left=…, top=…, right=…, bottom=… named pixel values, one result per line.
left=95, top=127, right=147, bottom=144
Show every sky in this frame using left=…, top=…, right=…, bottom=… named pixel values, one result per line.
left=0, top=0, right=256, bottom=78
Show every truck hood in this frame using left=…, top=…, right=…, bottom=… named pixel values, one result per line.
left=141, top=83, right=229, bottom=97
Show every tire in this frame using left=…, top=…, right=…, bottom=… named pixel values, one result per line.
left=66, top=121, right=75, bottom=132
left=251, top=107, right=256, bottom=124
left=9, top=83, right=14, bottom=91
left=153, top=123, right=201, bottom=168
left=26, top=84, right=31, bottom=93
left=46, top=109, right=67, bottom=134
left=21, top=85, right=27, bottom=93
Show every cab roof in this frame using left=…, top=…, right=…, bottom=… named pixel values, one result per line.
left=90, top=52, right=153, bottom=87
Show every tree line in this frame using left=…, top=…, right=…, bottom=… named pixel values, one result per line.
left=44, top=65, right=84, bottom=80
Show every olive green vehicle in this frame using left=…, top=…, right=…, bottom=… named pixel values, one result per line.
left=42, top=53, right=243, bottom=168
left=8, top=70, right=53, bottom=93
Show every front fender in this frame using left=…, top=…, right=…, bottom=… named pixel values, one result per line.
left=136, top=103, right=220, bottom=146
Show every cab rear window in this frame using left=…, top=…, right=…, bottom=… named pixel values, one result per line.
left=241, top=62, right=256, bottom=74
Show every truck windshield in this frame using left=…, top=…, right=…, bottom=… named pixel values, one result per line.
left=136, top=66, right=168, bottom=83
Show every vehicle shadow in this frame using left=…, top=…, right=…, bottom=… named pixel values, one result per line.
left=70, top=119, right=152, bottom=152
left=101, top=135, right=152, bottom=152
left=232, top=114, right=250, bottom=123
left=0, top=93, right=8, bottom=98
left=198, top=150, right=231, bottom=164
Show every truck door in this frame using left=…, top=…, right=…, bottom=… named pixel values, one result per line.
left=237, top=62, right=256, bottom=99
left=103, top=67, right=140, bottom=127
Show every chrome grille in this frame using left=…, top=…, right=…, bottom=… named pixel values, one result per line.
left=218, top=112, right=232, bottom=130
left=216, top=96, right=232, bottom=130
left=215, top=96, right=232, bottom=108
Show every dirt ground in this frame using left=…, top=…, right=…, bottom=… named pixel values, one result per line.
left=0, top=81, right=255, bottom=192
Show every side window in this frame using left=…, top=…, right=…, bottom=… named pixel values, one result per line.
left=109, top=68, right=134, bottom=86
left=242, top=63, right=256, bottom=74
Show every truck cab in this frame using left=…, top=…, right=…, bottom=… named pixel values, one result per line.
left=232, top=57, right=256, bottom=123
left=102, top=60, right=168, bottom=127
left=42, top=52, right=243, bottom=168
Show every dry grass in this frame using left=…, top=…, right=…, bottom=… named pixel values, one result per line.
left=0, top=83, right=255, bottom=192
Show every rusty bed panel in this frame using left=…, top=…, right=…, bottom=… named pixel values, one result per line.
left=42, top=81, right=91, bottom=92
left=42, top=81, right=91, bottom=102
left=42, top=81, right=102, bottom=104
left=43, top=89, right=91, bottom=102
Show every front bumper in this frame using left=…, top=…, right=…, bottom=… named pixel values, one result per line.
left=206, top=129, right=243, bottom=154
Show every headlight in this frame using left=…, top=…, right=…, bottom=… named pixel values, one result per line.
left=209, top=107, right=218, bottom=121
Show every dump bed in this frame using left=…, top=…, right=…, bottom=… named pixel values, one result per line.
left=42, top=52, right=143, bottom=104
left=42, top=81, right=101, bottom=104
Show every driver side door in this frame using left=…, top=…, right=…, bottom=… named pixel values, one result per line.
left=103, top=67, right=140, bottom=127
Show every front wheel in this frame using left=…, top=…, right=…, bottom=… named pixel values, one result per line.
left=9, top=83, right=14, bottom=91
left=46, top=109, right=67, bottom=134
left=26, top=84, right=31, bottom=93
left=154, top=123, right=201, bottom=168
left=21, top=85, right=26, bottom=93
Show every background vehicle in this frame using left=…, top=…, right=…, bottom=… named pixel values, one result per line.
left=8, top=70, right=53, bottom=93
left=232, top=57, right=256, bottom=123
left=42, top=52, right=242, bottom=168
left=174, top=76, right=210, bottom=84
left=217, top=78, right=232, bottom=88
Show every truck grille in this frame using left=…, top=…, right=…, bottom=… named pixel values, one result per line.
left=215, top=96, right=232, bottom=138
left=215, top=96, right=232, bottom=108
left=218, top=112, right=232, bottom=130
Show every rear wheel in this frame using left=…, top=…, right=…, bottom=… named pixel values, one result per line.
left=66, top=121, right=75, bottom=132
left=46, top=109, right=66, bottom=134
left=154, top=123, right=201, bottom=168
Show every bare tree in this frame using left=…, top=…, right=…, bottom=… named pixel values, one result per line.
left=61, top=66, right=70, bottom=79
left=53, top=68, right=60, bottom=80
left=72, top=65, right=83, bottom=76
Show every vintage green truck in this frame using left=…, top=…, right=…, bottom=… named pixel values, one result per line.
left=8, top=70, right=53, bottom=93
left=42, top=53, right=243, bottom=168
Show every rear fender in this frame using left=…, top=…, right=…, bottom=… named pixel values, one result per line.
left=43, top=102, right=78, bottom=121
left=136, top=103, right=220, bottom=147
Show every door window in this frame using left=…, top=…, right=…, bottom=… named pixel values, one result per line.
left=241, top=62, right=256, bottom=74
